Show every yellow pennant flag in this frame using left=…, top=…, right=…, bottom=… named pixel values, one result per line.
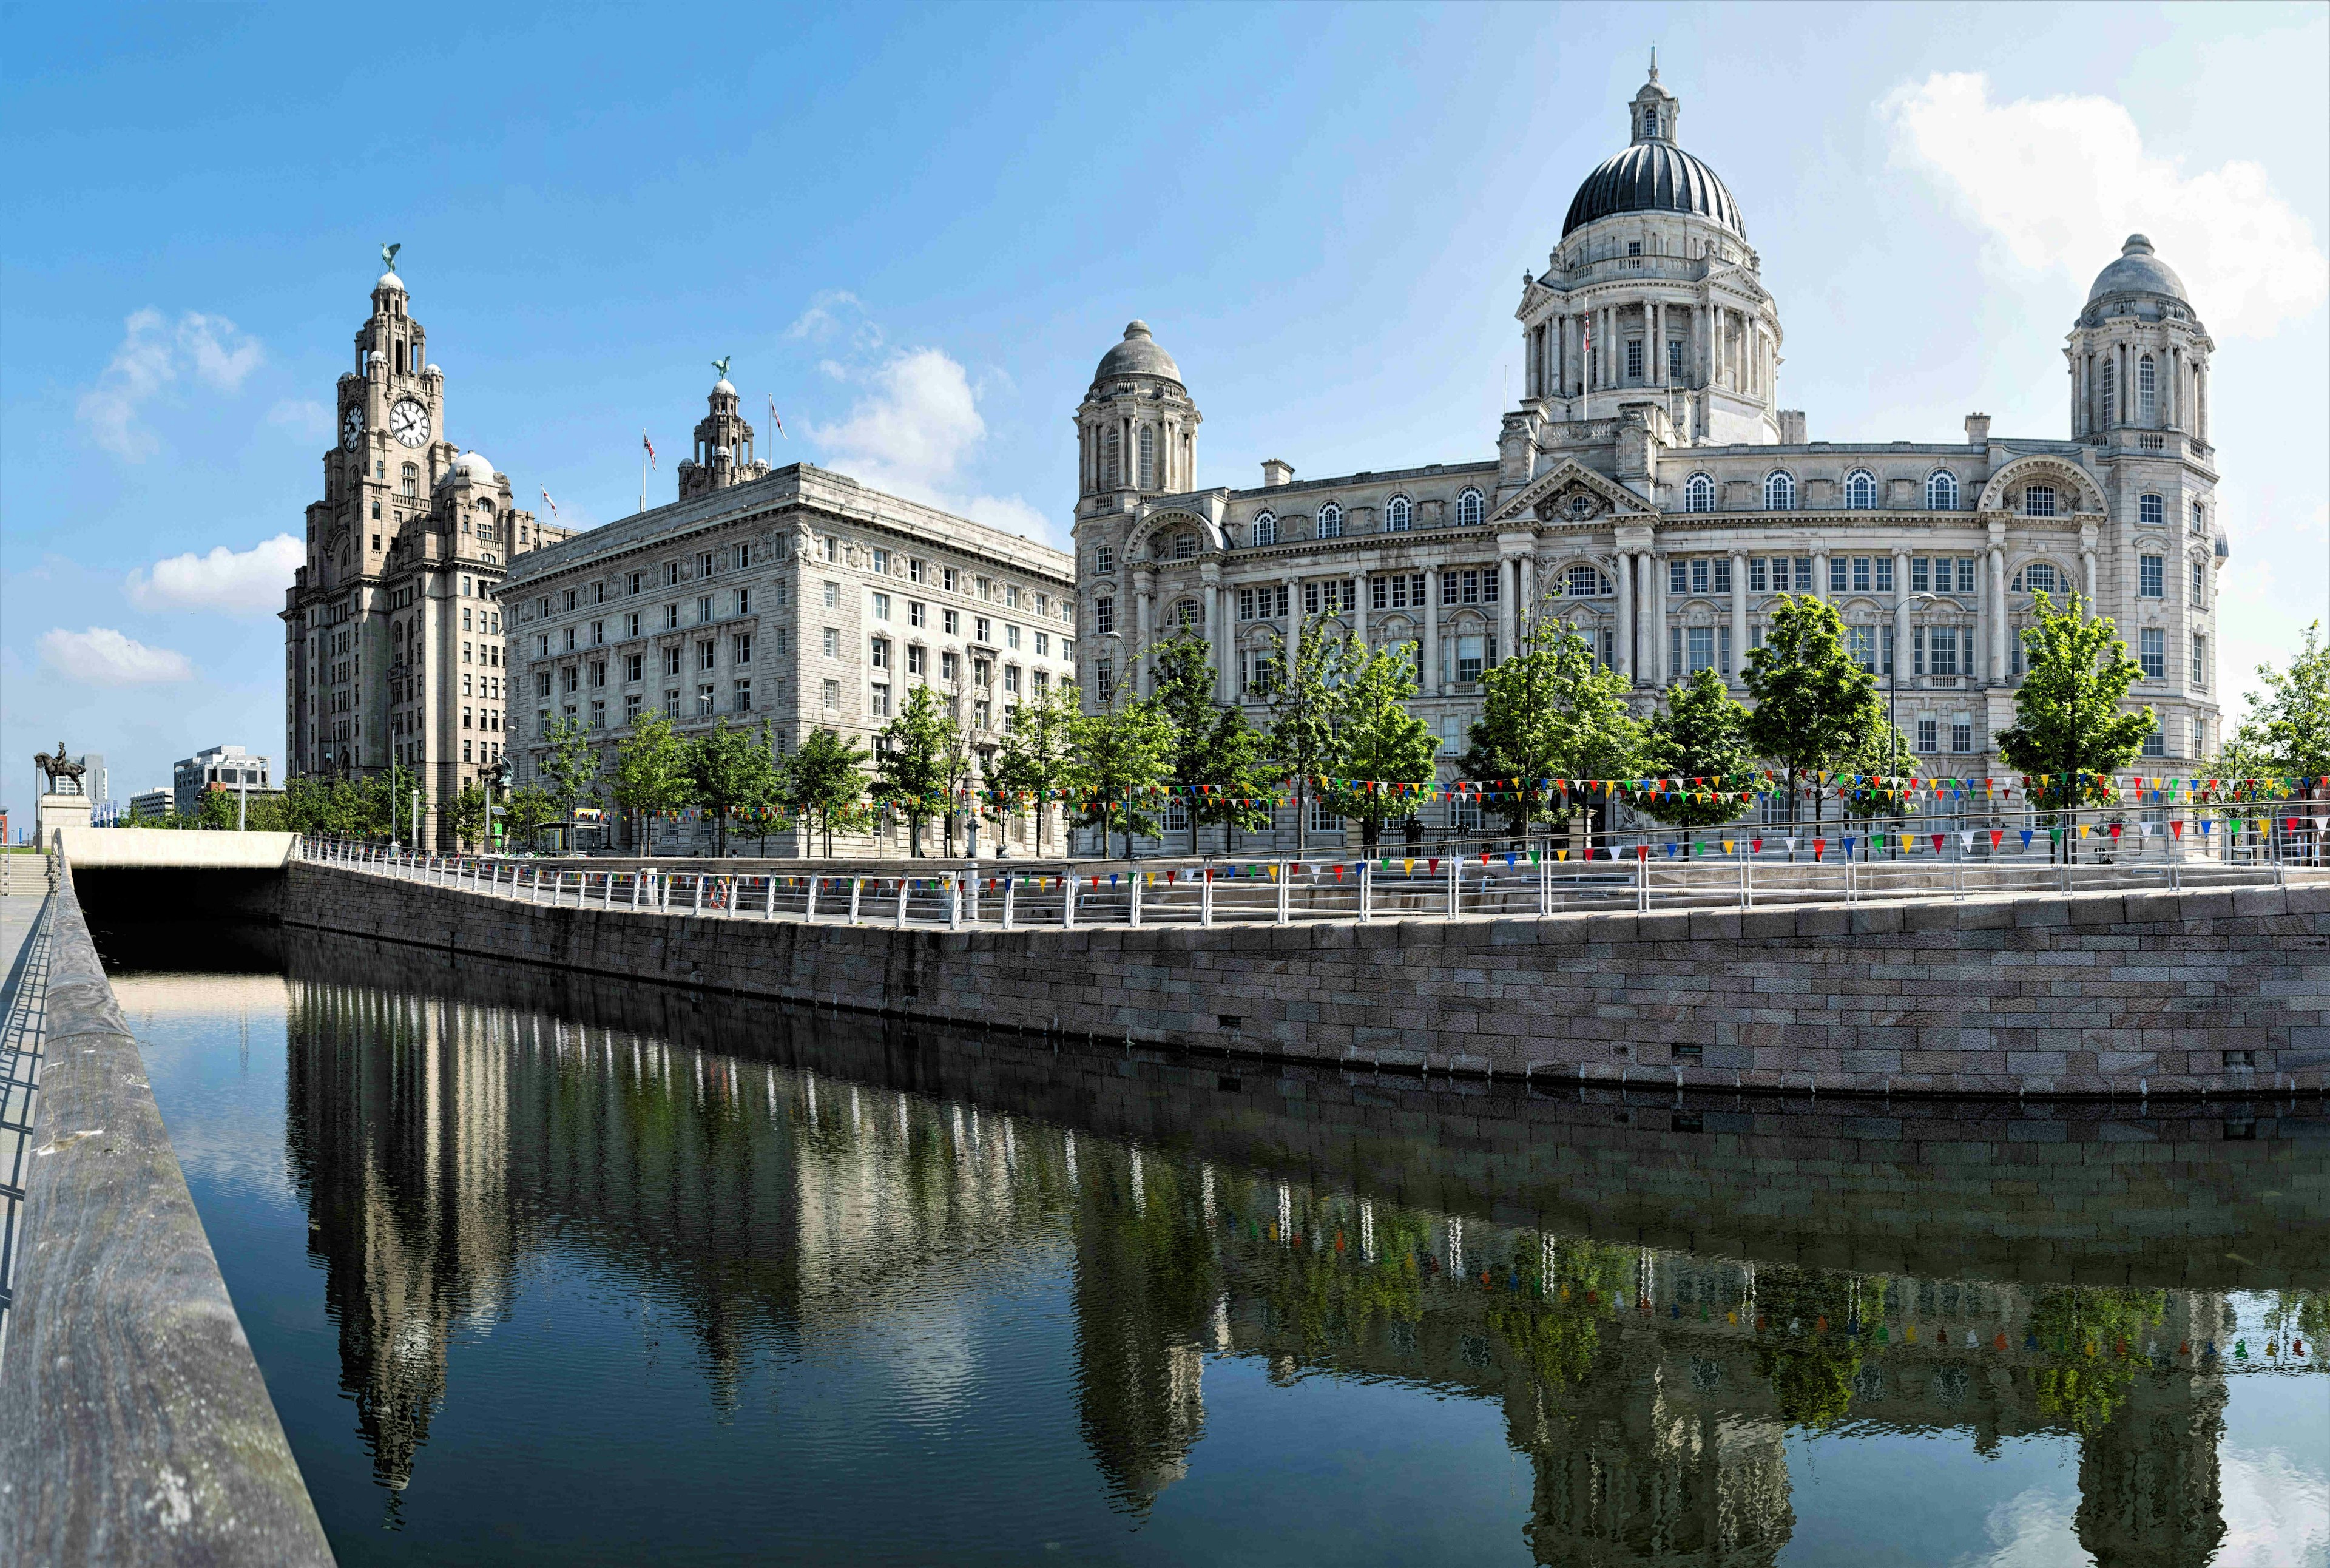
left=1721, top=840, right=1734, bottom=854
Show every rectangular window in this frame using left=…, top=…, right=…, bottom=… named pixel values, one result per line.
left=1952, top=719, right=1973, bottom=754
left=1828, top=557, right=1848, bottom=594
left=1035, top=630, right=1049, bottom=657
left=2143, top=721, right=2166, bottom=758
left=2139, top=627, right=2165, bottom=679
left=1094, top=659, right=1114, bottom=701
left=1687, top=626, right=1714, bottom=673
left=1240, top=587, right=1257, bottom=620
left=589, top=701, right=605, bottom=731
left=870, top=591, right=891, bottom=620
left=1852, top=557, right=1871, bottom=593
left=868, top=547, right=889, bottom=575
left=1626, top=340, right=1643, bottom=379
left=1748, top=558, right=1768, bottom=593
left=624, top=653, right=643, bottom=683
left=974, top=615, right=992, bottom=643
left=822, top=678, right=840, bottom=711
left=663, top=647, right=681, bottom=677
left=1917, top=718, right=1937, bottom=753
left=940, top=651, right=957, bottom=681
left=1462, top=570, right=1482, bottom=605
left=2192, top=633, right=2206, bottom=688
left=1667, top=340, right=1684, bottom=382
left=1911, top=558, right=1930, bottom=593
left=732, top=634, right=752, bottom=666
left=1712, top=558, right=1731, bottom=595
left=870, top=637, right=889, bottom=671
left=1442, top=571, right=1460, bottom=607
left=1794, top=558, right=1812, bottom=592
left=737, top=587, right=751, bottom=615
left=1304, top=581, right=1321, bottom=616
left=1482, top=569, right=1498, bottom=604
left=1847, top=626, right=1875, bottom=672
left=1931, top=627, right=1959, bottom=677
left=1690, top=559, right=1710, bottom=595
left=624, top=693, right=642, bottom=723
left=734, top=680, right=751, bottom=712
left=908, top=600, right=925, bottom=627
left=1094, top=598, right=1113, bottom=635
left=822, top=580, right=839, bottom=607
left=2190, top=560, right=2204, bottom=605
left=697, top=641, right=716, bottom=672
left=1456, top=635, right=1485, bottom=683
left=1875, top=557, right=1894, bottom=593
left=665, top=604, right=680, bottom=630
left=1957, top=558, right=1977, bottom=595
left=1371, top=576, right=1388, bottom=612
left=589, top=660, right=607, bottom=688
left=906, top=644, right=925, bottom=676
left=1669, top=559, right=1687, bottom=595
left=626, top=612, right=641, bottom=638
left=868, top=684, right=889, bottom=718
left=2139, top=555, right=2164, bottom=598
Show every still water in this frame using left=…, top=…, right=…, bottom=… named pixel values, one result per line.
left=95, top=924, right=2327, bottom=1567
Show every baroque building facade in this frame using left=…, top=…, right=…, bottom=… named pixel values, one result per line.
left=501, top=376, right=1077, bottom=855
left=1073, top=63, right=2225, bottom=846
left=282, top=264, right=573, bottom=844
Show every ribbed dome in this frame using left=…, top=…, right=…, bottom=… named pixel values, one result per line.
left=451, top=450, right=494, bottom=481
left=1562, top=141, right=1743, bottom=239
left=2087, top=234, right=2188, bottom=304
left=1095, top=321, right=1181, bottom=384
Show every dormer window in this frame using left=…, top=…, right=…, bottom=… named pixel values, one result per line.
left=1643, top=111, right=1658, bottom=137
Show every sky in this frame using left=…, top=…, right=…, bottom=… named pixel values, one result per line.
left=3, top=1, right=2325, bottom=809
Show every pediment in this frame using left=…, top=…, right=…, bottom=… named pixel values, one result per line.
left=1492, top=460, right=1649, bottom=525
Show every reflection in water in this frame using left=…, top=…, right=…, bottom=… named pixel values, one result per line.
left=115, top=930, right=2330, bottom=1565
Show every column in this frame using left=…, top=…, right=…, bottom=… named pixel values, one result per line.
left=1602, top=306, right=1615, bottom=388
left=1812, top=547, right=1830, bottom=603
left=2167, top=346, right=2181, bottom=432
left=1352, top=570, right=1369, bottom=650
left=2083, top=549, right=2098, bottom=606
left=1892, top=549, right=1911, bottom=687
left=1615, top=552, right=1635, bottom=683
left=1134, top=572, right=1155, bottom=697
left=1204, top=566, right=1227, bottom=701
left=1988, top=547, right=2007, bottom=683
left=1424, top=570, right=1443, bottom=692
left=1496, top=555, right=1518, bottom=666
left=2197, top=362, right=2209, bottom=442
left=1729, top=552, right=1748, bottom=682
left=1516, top=555, right=1535, bottom=630
left=1649, top=299, right=1663, bottom=385
left=1558, top=316, right=1571, bottom=399
left=1283, top=574, right=1301, bottom=682
left=1650, top=552, right=1669, bottom=684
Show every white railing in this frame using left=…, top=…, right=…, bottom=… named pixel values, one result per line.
left=294, top=833, right=2328, bottom=933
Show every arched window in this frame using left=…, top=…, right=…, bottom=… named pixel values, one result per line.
left=400, top=462, right=418, bottom=496
left=1094, top=544, right=1115, bottom=574
left=1317, top=502, right=1342, bottom=539
left=1137, top=425, right=1155, bottom=488
left=2024, top=485, right=2056, bottom=518
left=1684, top=473, right=1715, bottom=513
left=1252, top=512, right=1276, bottom=546
left=1843, top=470, right=1878, bottom=510
left=1104, top=428, right=1121, bottom=487
left=2100, top=360, right=2116, bottom=425
left=1455, top=488, right=1485, bottom=527
left=1563, top=564, right=1605, bottom=598
left=1926, top=470, right=1959, bottom=511
left=2138, top=355, right=2156, bottom=423
left=2020, top=561, right=2058, bottom=595
left=1763, top=470, right=1796, bottom=512
left=2139, top=493, right=2163, bottom=528
left=1174, top=598, right=1201, bottom=629
left=1384, top=495, right=1413, bottom=532
left=1172, top=532, right=1197, bottom=560
left=1643, top=110, right=1659, bottom=138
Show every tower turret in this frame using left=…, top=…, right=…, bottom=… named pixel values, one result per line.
left=1073, top=322, right=1201, bottom=515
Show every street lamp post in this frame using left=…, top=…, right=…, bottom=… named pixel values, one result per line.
left=1889, top=592, right=1942, bottom=859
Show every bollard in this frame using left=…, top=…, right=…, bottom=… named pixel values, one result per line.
left=1002, top=874, right=1015, bottom=930
left=895, top=877, right=909, bottom=928
left=1200, top=866, right=1213, bottom=927
left=1360, top=860, right=1373, bottom=922
left=1065, top=868, right=1078, bottom=929
left=949, top=874, right=964, bottom=931
left=692, top=876, right=703, bottom=916
left=1130, top=868, right=1143, bottom=929
left=806, top=876, right=819, bottom=922
left=850, top=877, right=863, bottom=925
left=1450, top=854, right=1462, bottom=919
left=766, top=875, right=778, bottom=919
left=1275, top=862, right=1290, bottom=926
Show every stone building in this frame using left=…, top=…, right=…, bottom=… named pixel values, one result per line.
left=1073, top=60, right=2225, bottom=847
left=281, top=262, right=573, bottom=845
left=500, top=377, right=1078, bottom=856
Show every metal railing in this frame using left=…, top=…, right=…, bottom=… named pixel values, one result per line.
left=298, top=833, right=2328, bottom=933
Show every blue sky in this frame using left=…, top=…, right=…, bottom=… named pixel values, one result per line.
left=4, top=1, right=2324, bottom=807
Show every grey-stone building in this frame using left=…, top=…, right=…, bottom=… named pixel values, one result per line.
left=1073, top=60, right=2224, bottom=847
left=501, top=378, right=1078, bottom=855
left=281, top=262, right=574, bottom=844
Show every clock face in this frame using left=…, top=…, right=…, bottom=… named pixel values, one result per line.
left=390, top=397, right=431, bottom=448
left=340, top=404, right=365, bottom=451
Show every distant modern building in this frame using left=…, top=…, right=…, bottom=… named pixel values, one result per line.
left=282, top=259, right=574, bottom=847
left=1073, top=58, right=2225, bottom=847
left=72, top=752, right=107, bottom=806
left=174, top=745, right=272, bottom=820
left=500, top=377, right=1078, bottom=856
left=127, top=786, right=174, bottom=820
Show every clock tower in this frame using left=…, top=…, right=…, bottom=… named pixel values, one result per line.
left=283, top=253, right=567, bottom=847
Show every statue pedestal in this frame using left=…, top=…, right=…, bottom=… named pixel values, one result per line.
left=36, top=792, right=91, bottom=848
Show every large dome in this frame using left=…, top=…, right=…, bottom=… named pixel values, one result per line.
left=1562, top=140, right=1744, bottom=239
left=1094, top=320, right=1181, bottom=384
left=2087, top=234, right=2188, bottom=304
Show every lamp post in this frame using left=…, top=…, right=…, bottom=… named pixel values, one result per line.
left=1888, top=592, right=1941, bottom=857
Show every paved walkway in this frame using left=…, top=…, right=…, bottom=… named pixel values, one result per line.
left=0, top=858, right=55, bottom=1358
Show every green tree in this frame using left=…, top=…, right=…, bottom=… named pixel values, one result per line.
left=1321, top=643, right=1437, bottom=848
left=785, top=727, right=872, bottom=857
left=445, top=783, right=489, bottom=850
left=986, top=684, right=1079, bottom=855
left=1639, top=668, right=1755, bottom=835
left=1071, top=697, right=1176, bottom=858
left=1743, top=595, right=1887, bottom=839
left=501, top=786, right=558, bottom=851
left=687, top=717, right=781, bottom=857
left=1460, top=617, right=1643, bottom=839
left=610, top=711, right=691, bottom=856
left=1993, top=592, right=2153, bottom=860
left=541, top=715, right=605, bottom=850
left=1263, top=615, right=1363, bottom=852
left=874, top=684, right=958, bottom=856
left=2232, top=621, right=2330, bottom=778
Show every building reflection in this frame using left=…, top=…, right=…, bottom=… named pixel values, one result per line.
left=276, top=942, right=2318, bottom=1563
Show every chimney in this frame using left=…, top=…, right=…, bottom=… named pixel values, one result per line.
left=1777, top=410, right=1808, bottom=444
left=1260, top=458, right=1294, bottom=488
left=1964, top=412, right=1991, bottom=444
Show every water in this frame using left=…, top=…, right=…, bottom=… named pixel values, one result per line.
left=94, top=924, right=2329, bottom=1567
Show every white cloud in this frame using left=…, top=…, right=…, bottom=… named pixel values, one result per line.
left=786, top=289, right=880, bottom=351
left=126, top=534, right=304, bottom=615
left=1953, top=1484, right=2081, bottom=1568
left=1886, top=73, right=2329, bottom=339
left=266, top=398, right=331, bottom=441
left=76, top=308, right=267, bottom=460
left=37, top=627, right=197, bottom=686
left=954, top=493, right=1052, bottom=539
left=812, top=347, right=987, bottom=495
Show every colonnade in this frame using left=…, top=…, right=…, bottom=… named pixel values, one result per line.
left=1079, top=411, right=1195, bottom=494
left=1527, top=296, right=1771, bottom=402
left=2072, top=340, right=2209, bottom=444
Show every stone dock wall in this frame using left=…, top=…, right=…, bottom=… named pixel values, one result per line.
left=284, top=862, right=2330, bottom=1097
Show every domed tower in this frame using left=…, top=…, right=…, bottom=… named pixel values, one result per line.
left=1516, top=55, right=1783, bottom=447
left=677, top=367, right=767, bottom=501
left=1073, top=322, right=1201, bottom=517
left=2066, top=235, right=2212, bottom=447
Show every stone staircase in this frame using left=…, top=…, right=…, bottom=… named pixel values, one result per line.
left=0, top=855, right=54, bottom=899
